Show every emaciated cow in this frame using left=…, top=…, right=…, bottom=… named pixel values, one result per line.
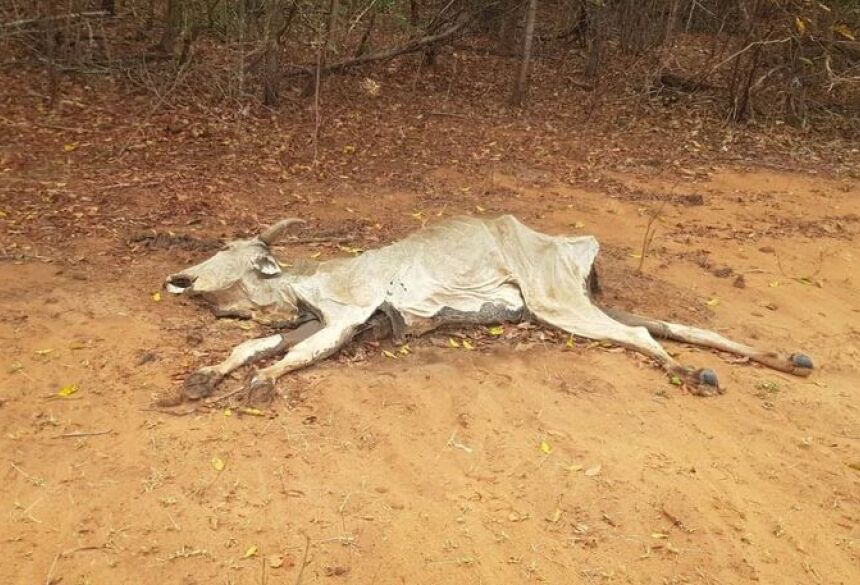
left=165, top=215, right=814, bottom=399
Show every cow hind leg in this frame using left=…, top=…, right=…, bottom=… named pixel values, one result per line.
left=602, top=308, right=813, bottom=377
left=532, top=306, right=723, bottom=396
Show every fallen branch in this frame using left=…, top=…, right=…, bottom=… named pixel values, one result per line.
left=287, top=15, right=470, bottom=77
left=1, top=10, right=109, bottom=29
left=52, top=429, right=113, bottom=439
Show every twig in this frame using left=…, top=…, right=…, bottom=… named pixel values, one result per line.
left=52, top=429, right=113, bottom=439
left=45, top=552, right=60, bottom=585
left=1, top=11, right=109, bottom=29
left=637, top=201, right=667, bottom=273
left=294, top=534, right=311, bottom=585
left=708, top=36, right=791, bottom=74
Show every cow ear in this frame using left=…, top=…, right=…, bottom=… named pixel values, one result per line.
left=253, top=256, right=282, bottom=276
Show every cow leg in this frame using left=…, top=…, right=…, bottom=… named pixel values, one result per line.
left=601, top=308, right=814, bottom=377
left=245, top=323, right=358, bottom=397
left=184, top=320, right=323, bottom=399
left=533, top=307, right=723, bottom=396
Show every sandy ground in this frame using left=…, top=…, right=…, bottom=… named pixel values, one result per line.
left=1, top=167, right=859, bottom=585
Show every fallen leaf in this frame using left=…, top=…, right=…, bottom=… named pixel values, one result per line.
left=57, top=383, right=78, bottom=397
left=398, top=344, right=411, bottom=356
left=769, top=280, right=781, bottom=288
left=35, top=348, right=55, bottom=356
left=565, top=336, right=575, bottom=349
left=382, top=350, right=397, bottom=359
left=240, top=407, right=265, bottom=417
left=540, top=440, right=552, bottom=455
left=342, top=144, right=355, bottom=154
left=568, top=464, right=584, bottom=472
left=651, top=532, right=669, bottom=539
left=550, top=508, right=562, bottom=523
left=670, top=375, right=682, bottom=386
left=706, top=297, right=719, bottom=307
left=584, top=464, right=602, bottom=477
left=795, top=17, right=807, bottom=34
left=68, top=341, right=86, bottom=350
left=243, top=545, right=258, bottom=558
left=630, top=252, right=642, bottom=259
left=448, top=337, right=461, bottom=348
left=574, top=221, right=585, bottom=229
left=223, top=408, right=233, bottom=417
left=63, top=142, right=79, bottom=152
left=310, top=251, right=322, bottom=259
left=151, top=291, right=162, bottom=302
left=847, top=462, right=860, bottom=472
left=833, top=23, right=856, bottom=40
left=269, top=555, right=284, bottom=569
left=462, top=339, right=475, bottom=350
left=476, top=205, right=486, bottom=213
left=211, top=457, right=225, bottom=472
left=0, top=210, right=7, bottom=218
left=488, top=325, right=504, bottom=336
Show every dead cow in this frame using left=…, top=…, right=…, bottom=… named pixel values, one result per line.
left=166, top=215, right=814, bottom=399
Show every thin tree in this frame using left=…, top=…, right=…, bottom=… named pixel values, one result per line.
left=511, top=0, right=537, bottom=106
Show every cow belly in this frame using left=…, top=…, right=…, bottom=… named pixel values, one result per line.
left=395, top=281, right=525, bottom=335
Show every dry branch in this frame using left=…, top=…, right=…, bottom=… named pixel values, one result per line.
left=287, top=15, right=470, bottom=77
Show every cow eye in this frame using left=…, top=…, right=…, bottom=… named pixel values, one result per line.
left=253, top=256, right=281, bottom=277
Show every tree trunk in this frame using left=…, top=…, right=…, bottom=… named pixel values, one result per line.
left=101, top=0, right=116, bottom=16
left=410, top=0, right=419, bottom=27
left=511, top=0, right=537, bottom=106
left=158, top=0, right=181, bottom=54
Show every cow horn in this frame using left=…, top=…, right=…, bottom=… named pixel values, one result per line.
left=259, top=218, right=305, bottom=245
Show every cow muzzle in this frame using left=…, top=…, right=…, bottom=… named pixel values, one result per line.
left=165, top=274, right=196, bottom=294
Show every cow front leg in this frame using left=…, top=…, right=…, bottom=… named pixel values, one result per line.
left=245, top=324, right=357, bottom=399
left=184, top=320, right=323, bottom=399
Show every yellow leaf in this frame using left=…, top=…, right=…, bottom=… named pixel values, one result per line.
left=398, top=344, right=411, bottom=356
left=769, top=280, right=781, bottom=288
left=630, top=252, right=642, bottom=259
left=584, top=464, right=602, bottom=477
left=706, top=298, right=719, bottom=307
left=574, top=221, right=585, bottom=229
left=57, top=383, right=78, bottom=397
left=342, top=144, right=355, bottom=154
left=382, top=350, right=397, bottom=359
left=833, top=23, right=855, bottom=41
left=411, top=211, right=424, bottom=220
left=565, top=336, right=575, bottom=349
left=151, top=291, right=162, bottom=302
left=243, top=545, right=258, bottom=558
left=462, top=339, right=475, bottom=350
left=223, top=408, right=233, bottom=417
left=310, top=251, right=322, bottom=259
left=35, top=348, right=55, bottom=355
left=63, top=142, right=79, bottom=152
left=550, top=508, right=562, bottom=523
left=652, top=532, right=669, bottom=539
left=211, top=457, right=225, bottom=472
left=476, top=205, right=486, bottom=213
left=795, top=17, right=807, bottom=34
left=540, top=440, right=552, bottom=454
left=69, top=341, right=86, bottom=350
left=568, top=464, right=583, bottom=472
left=488, top=326, right=504, bottom=336
left=239, top=407, right=265, bottom=417
left=0, top=210, right=6, bottom=218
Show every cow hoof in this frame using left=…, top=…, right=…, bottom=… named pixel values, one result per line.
left=790, top=353, right=814, bottom=376
left=688, top=368, right=724, bottom=397
left=247, top=377, right=276, bottom=405
left=184, top=370, right=220, bottom=400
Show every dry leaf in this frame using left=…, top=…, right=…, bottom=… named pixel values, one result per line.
left=63, top=143, right=79, bottom=152
left=57, top=383, right=78, bottom=397
left=706, top=298, right=719, bottom=307
left=243, top=545, right=258, bottom=558
left=550, top=508, right=562, bottom=523
left=540, top=440, right=552, bottom=455
left=651, top=532, right=669, bottom=539
left=35, top=348, right=54, bottom=356
left=382, top=350, right=397, bottom=359
left=488, top=326, right=504, bottom=336
left=448, top=337, right=461, bottom=348
left=223, top=408, right=233, bottom=417
left=211, top=457, right=225, bottom=472
left=310, top=251, right=322, bottom=259
left=398, top=344, right=411, bottom=356
left=240, top=407, right=265, bottom=417
left=833, top=23, right=855, bottom=40
left=795, top=17, right=807, bottom=34
left=462, top=339, right=475, bottom=350
left=151, top=291, right=162, bottom=302
left=269, top=555, right=284, bottom=569
left=584, top=464, right=602, bottom=477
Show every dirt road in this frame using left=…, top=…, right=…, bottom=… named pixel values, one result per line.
left=1, top=167, right=858, bottom=585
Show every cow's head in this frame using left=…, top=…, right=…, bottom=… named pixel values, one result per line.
left=165, top=219, right=304, bottom=317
